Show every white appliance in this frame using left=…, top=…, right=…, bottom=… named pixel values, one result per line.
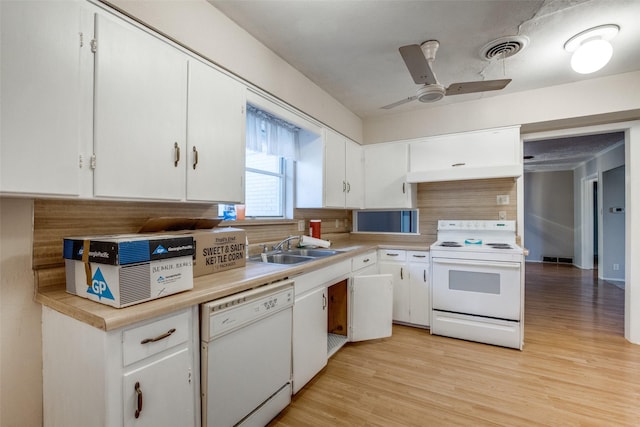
left=430, top=220, right=524, bottom=350
left=201, top=280, right=294, bottom=427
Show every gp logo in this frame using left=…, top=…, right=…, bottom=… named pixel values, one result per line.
left=87, top=267, right=115, bottom=300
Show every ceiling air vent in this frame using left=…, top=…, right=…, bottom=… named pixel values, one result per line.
left=480, top=36, right=529, bottom=60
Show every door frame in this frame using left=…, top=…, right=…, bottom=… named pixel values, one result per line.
left=581, top=175, right=598, bottom=271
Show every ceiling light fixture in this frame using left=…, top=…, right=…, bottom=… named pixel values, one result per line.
left=564, top=24, right=619, bottom=74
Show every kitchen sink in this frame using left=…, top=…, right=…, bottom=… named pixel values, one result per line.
left=249, top=248, right=342, bottom=264
left=249, top=253, right=313, bottom=264
left=284, top=249, right=341, bottom=257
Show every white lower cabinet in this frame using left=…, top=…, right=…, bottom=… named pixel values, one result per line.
left=42, top=306, right=200, bottom=427
left=292, top=254, right=392, bottom=394
left=292, top=286, right=328, bottom=394
left=378, top=249, right=430, bottom=327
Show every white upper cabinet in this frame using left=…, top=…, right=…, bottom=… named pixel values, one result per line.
left=345, top=139, right=365, bottom=208
left=93, top=12, right=188, bottom=200
left=186, top=59, right=245, bottom=203
left=407, top=126, right=522, bottom=183
left=297, top=129, right=363, bottom=209
left=323, top=130, right=347, bottom=208
left=1, top=0, right=91, bottom=196
left=364, top=141, right=415, bottom=208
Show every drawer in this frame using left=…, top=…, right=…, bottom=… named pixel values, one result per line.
left=378, top=249, right=406, bottom=261
left=407, top=251, right=429, bottom=264
left=352, top=251, right=377, bottom=272
left=123, top=309, right=191, bottom=366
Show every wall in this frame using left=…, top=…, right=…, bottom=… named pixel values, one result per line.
left=0, top=199, right=41, bottom=427
left=523, top=171, right=574, bottom=263
left=602, top=165, right=626, bottom=281
left=573, top=142, right=625, bottom=269
left=104, top=0, right=362, bottom=143
left=363, top=71, right=640, bottom=144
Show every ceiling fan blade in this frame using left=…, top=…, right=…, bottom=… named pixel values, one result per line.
left=445, top=79, right=511, bottom=96
left=381, top=95, right=418, bottom=110
left=399, top=44, right=437, bottom=85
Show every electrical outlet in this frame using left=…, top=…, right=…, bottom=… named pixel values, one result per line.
left=499, top=211, right=507, bottom=220
left=613, top=264, right=620, bottom=271
left=297, top=220, right=305, bottom=232
left=497, top=195, right=510, bottom=205
left=335, top=219, right=340, bottom=228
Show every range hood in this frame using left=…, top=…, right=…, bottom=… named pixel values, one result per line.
left=406, top=164, right=522, bottom=183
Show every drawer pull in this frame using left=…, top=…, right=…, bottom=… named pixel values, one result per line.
left=362, top=258, right=370, bottom=263
left=412, top=254, right=427, bottom=258
left=386, top=253, right=399, bottom=257
left=134, top=382, right=143, bottom=418
left=140, top=328, right=176, bottom=345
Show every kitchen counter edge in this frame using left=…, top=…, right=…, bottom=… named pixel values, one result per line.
left=36, top=242, right=429, bottom=331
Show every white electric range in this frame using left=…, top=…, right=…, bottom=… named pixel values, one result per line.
left=430, top=220, right=524, bottom=350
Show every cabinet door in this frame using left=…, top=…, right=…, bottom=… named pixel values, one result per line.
left=187, top=59, right=245, bottom=202
left=408, top=255, right=430, bottom=327
left=409, top=127, right=521, bottom=173
left=93, top=13, right=188, bottom=200
left=378, top=261, right=410, bottom=323
left=345, top=139, right=364, bottom=208
left=1, top=1, right=88, bottom=196
left=292, top=287, right=327, bottom=393
left=122, top=347, right=195, bottom=426
left=364, top=142, right=413, bottom=208
left=350, top=274, right=393, bottom=341
left=323, top=130, right=346, bottom=208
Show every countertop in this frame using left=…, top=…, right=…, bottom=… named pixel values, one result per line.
left=36, top=241, right=429, bottom=331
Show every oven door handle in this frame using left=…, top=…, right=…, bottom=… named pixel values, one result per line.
left=432, top=259, right=521, bottom=269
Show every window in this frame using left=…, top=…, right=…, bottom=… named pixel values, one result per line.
left=220, top=104, right=298, bottom=219
left=244, top=151, right=285, bottom=217
left=353, top=210, right=419, bottom=234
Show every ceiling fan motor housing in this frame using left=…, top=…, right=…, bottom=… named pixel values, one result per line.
left=417, top=84, right=445, bottom=102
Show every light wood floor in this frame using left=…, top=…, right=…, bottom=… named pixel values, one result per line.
left=270, top=263, right=640, bottom=426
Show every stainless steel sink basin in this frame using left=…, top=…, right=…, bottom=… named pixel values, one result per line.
left=284, top=249, right=341, bottom=257
left=249, top=253, right=313, bottom=264
left=249, top=248, right=342, bottom=264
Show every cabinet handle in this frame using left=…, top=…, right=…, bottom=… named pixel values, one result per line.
left=452, top=162, right=465, bottom=167
left=400, top=267, right=403, bottom=280
left=134, top=381, right=143, bottom=419
left=322, top=293, right=327, bottom=310
left=402, top=182, right=406, bottom=194
left=140, top=328, right=176, bottom=344
left=363, top=258, right=370, bottom=263
left=347, top=182, right=351, bottom=193
left=412, top=254, right=427, bottom=258
left=424, top=269, right=427, bottom=282
left=343, top=181, right=346, bottom=192
left=386, top=253, right=399, bottom=257
left=174, top=142, right=181, bottom=167
left=192, top=146, right=198, bottom=170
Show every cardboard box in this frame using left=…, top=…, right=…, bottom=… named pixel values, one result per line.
left=190, top=227, right=246, bottom=276
left=139, top=218, right=246, bottom=277
left=63, top=233, right=195, bottom=308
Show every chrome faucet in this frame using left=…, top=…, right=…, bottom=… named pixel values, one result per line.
left=272, top=235, right=301, bottom=251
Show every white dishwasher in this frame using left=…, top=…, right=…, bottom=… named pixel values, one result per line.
left=201, top=280, right=294, bottom=427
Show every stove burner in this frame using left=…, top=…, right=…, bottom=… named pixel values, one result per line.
left=439, top=241, right=463, bottom=247
left=486, top=243, right=513, bottom=249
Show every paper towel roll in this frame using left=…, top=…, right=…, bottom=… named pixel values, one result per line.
left=299, top=235, right=331, bottom=248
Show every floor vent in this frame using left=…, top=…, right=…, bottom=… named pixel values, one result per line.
left=543, top=256, right=573, bottom=264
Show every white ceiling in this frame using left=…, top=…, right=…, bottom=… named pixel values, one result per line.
left=207, top=0, right=640, bottom=170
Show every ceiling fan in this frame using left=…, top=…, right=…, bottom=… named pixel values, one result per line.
left=382, top=40, right=511, bottom=109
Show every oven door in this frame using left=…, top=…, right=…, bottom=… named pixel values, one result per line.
left=431, top=257, right=521, bottom=320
